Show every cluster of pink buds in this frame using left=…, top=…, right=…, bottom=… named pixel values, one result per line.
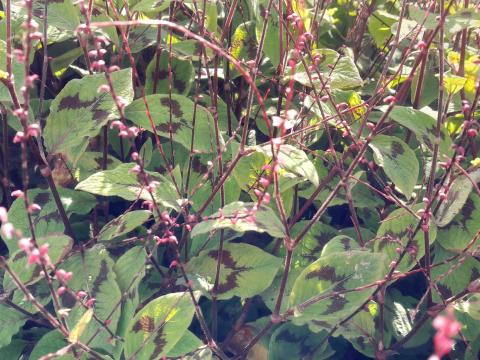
left=428, top=308, right=461, bottom=360
left=13, top=124, right=41, bottom=144
left=56, top=269, right=73, bottom=296
left=0, top=207, right=16, bottom=239
left=154, top=234, right=178, bottom=246
left=110, top=121, right=139, bottom=138
left=142, top=200, right=155, bottom=211
left=56, top=269, right=73, bottom=283
left=18, top=238, right=51, bottom=267
left=286, top=13, right=304, bottom=32
left=76, top=290, right=96, bottom=307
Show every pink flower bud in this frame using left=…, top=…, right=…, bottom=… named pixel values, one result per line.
left=13, top=131, right=25, bottom=143
left=57, top=286, right=67, bottom=296
left=18, top=237, right=31, bottom=251
left=0, top=207, right=7, bottom=223
left=28, top=203, right=42, bottom=214
left=77, top=290, right=88, bottom=298
left=2, top=222, right=15, bottom=239
left=383, top=95, right=397, bottom=104
left=86, top=298, right=96, bottom=307
left=27, top=124, right=41, bottom=137
left=97, top=84, right=110, bottom=93
left=27, top=249, right=41, bottom=265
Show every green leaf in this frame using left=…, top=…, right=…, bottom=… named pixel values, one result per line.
left=73, top=151, right=123, bottom=182
left=124, top=292, right=196, bottom=359
left=259, top=145, right=319, bottom=187
left=145, top=51, right=194, bottom=95
left=0, top=339, right=28, bottom=360
left=435, top=169, right=480, bottom=227
left=384, top=288, right=431, bottom=349
left=59, top=245, right=122, bottom=353
left=75, top=163, right=181, bottom=210
left=367, top=10, right=398, bottom=47
left=292, top=49, right=363, bottom=90
left=431, top=244, right=480, bottom=301
left=186, top=243, right=282, bottom=299
left=253, top=0, right=285, bottom=67
left=289, top=246, right=388, bottom=327
left=98, top=210, right=151, bottom=241
left=29, top=330, right=73, bottom=360
left=381, top=106, right=452, bottom=156
left=261, top=222, right=338, bottom=313
left=191, top=202, right=286, bottom=239
left=0, top=303, right=29, bottom=348
left=445, top=9, right=480, bottom=35
left=4, top=234, right=73, bottom=292
left=268, top=324, right=334, bottom=360
left=437, top=192, right=480, bottom=252
left=369, top=135, right=419, bottom=198
left=2, top=188, right=95, bottom=252
left=124, top=94, right=220, bottom=153
left=374, top=204, right=437, bottom=272
left=112, top=247, right=147, bottom=358
left=166, top=330, right=203, bottom=358
left=44, top=68, right=133, bottom=165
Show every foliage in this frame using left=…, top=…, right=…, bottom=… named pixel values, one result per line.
left=0, top=0, right=479, bottom=359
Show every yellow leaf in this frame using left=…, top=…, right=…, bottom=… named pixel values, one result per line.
left=471, top=158, right=480, bottom=168
left=68, top=308, right=94, bottom=343
left=443, top=74, right=466, bottom=95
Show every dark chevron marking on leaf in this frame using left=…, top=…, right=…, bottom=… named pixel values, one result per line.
left=460, top=197, right=475, bottom=227
left=60, top=291, right=77, bottom=308
left=12, top=252, right=27, bottom=262
left=33, top=192, right=50, bottom=206
left=305, top=265, right=347, bottom=282
left=470, top=267, right=480, bottom=282
left=311, top=320, right=332, bottom=329
left=149, top=330, right=167, bottom=360
left=153, top=70, right=168, bottom=81
left=57, top=93, right=98, bottom=111
left=132, top=315, right=155, bottom=333
left=322, top=294, right=348, bottom=314
left=340, top=237, right=352, bottom=250
left=437, top=283, right=453, bottom=298
left=156, top=122, right=183, bottom=133
left=391, top=141, right=405, bottom=156
left=92, top=109, right=109, bottom=124
left=160, top=98, right=183, bottom=117
left=174, top=80, right=187, bottom=93
left=207, top=249, right=250, bottom=293
left=91, top=260, right=109, bottom=294
left=191, top=156, right=208, bottom=174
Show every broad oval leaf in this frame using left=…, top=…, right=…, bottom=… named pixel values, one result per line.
left=186, top=243, right=282, bottom=300
left=268, top=324, right=334, bottom=360
left=4, top=234, right=73, bottom=292
left=145, top=51, right=194, bottom=95
left=369, top=135, right=419, bottom=198
left=59, top=245, right=122, bottom=353
left=381, top=105, right=452, bottom=156
left=44, top=68, right=133, bottom=165
left=289, top=248, right=388, bottom=327
left=98, top=210, right=151, bottom=241
left=75, top=163, right=181, bottom=210
left=124, top=292, right=196, bottom=360
left=437, top=193, right=480, bottom=252
left=435, top=169, right=480, bottom=227
left=374, top=204, right=437, bottom=273
left=190, top=202, right=286, bottom=239
left=124, top=94, right=221, bottom=153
